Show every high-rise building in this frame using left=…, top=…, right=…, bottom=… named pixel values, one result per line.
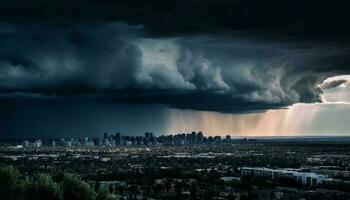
left=144, top=132, right=153, bottom=145
left=136, top=136, right=144, bottom=145
left=120, top=136, right=125, bottom=146
left=225, top=135, right=231, bottom=142
left=115, top=132, right=121, bottom=145
left=145, top=132, right=153, bottom=138
left=34, top=139, right=42, bottom=148
left=83, top=137, right=89, bottom=146
left=103, top=138, right=109, bottom=146
left=22, top=140, right=30, bottom=147
left=197, top=132, right=204, bottom=144
left=214, top=136, right=221, bottom=143
left=66, top=141, right=72, bottom=147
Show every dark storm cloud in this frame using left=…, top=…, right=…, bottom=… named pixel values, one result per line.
left=1, top=0, right=350, bottom=41
left=321, top=80, right=348, bottom=90
left=0, top=1, right=350, bottom=113
left=0, top=24, right=197, bottom=94
left=0, top=24, right=144, bottom=93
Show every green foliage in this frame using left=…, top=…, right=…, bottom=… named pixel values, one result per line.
left=0, top=166, right=103, bottom=200
left=62, top=174, right=96, bottom=200
left=94, top=181, right=101, bottom=192
left=207, top=168, right=219, bottom=182
left=202, top=186, right=215, bottom=200
left=320, top=181, right=350, bottom=192
left=96, top=186, right=114, bottom=200
left=190, top=183, right=198, bottom=200
left=0, top=165, right=25, bottom=200
left=25, top=174, right=62, bottom=200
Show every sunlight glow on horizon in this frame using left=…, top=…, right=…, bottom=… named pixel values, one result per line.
left=166, top=102, right=350, bottom=136
left=166, top=75, right=350, bottom=136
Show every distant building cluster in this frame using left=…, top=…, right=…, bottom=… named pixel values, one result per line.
left=21, top=131, right=239, bottom=148
left=22, top=139, right=43, bottom=148
left=241, top=167, right=330, bottom=186
left=158, top=132, right=230, bottom=145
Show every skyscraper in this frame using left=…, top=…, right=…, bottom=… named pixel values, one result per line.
left=115, top=132, right=121, bottom=145
left=145, top=132, right=153, bottom=138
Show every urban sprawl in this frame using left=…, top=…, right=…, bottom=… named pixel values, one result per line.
left=1, top=132, right=350, bottom=200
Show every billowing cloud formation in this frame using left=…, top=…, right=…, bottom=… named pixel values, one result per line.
left=0, top=23, right=350, bottom=112
left=321, top=80, right=347, bottom=90
left=1, top=1, right=350, bottom=113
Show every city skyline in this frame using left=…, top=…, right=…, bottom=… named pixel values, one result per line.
left=1, top=2, right=350, bottom=200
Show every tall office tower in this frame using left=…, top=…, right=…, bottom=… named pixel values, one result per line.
left=103, top=138, right=109, bottom=146
left=130, top=136, right=136, bottom=145
left=191, top=132, right=196, bottom=144
left=120, top=136, right=125, bottom=146
left=84, top=137, right=89, bottom=146
left=226, top=135, right=231, bottom=142
left=115, top=132, right=121, bottom=145
left=22, top=140, right=30, bottom=147
left=144, top=132, right=150, bottom=145
left=104, top=133, right=108, bottom=139
left=197, top=132, right=204, bottom=143
left=135, top=136, right=141, bottom=145
left=214, top=136, right=222, bottom=143
left=34, top=139, right=42, bottom=148
left=145, top=132, right=154, bottom=138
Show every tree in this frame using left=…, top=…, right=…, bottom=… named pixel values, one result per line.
left=62, top=174, right=96, bottom=200
left=174, top=181, right=184, bottom=199
left=202, top=187, right=215, bottom=200
left=190, top=183, right=198, bottom=200
left=96, top=187, right=114, bottom=200
left=0, top=165, right=24, bottom=200
left=94, top=182, right=101, bottom=193
left=207, top=168, right=219, bottom=182
left=26, top=174, right=62, bottom=200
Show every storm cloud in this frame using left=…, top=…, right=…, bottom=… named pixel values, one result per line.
left=1, top=0, right=350, bottom=40
left=1, top=1, right=350, bottom=113
left=321, top=80, right=348, bottom=90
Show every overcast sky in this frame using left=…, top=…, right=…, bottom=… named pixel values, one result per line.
left=1, top=1, right=350, bottom=139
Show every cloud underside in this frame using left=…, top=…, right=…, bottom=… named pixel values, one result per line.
left=1, top=1, right=350, bottom=112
